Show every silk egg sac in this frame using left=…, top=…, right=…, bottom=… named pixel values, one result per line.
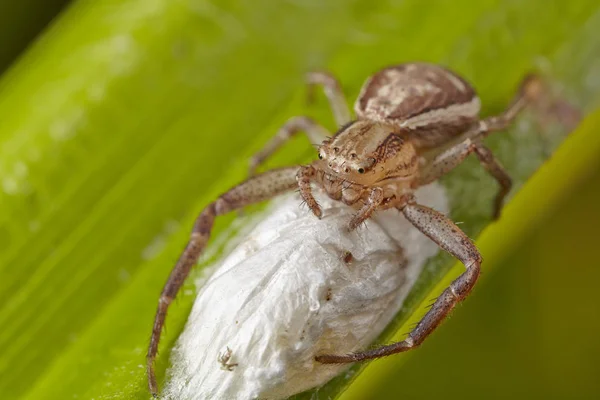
left=162, top=184, right=448, bottom=400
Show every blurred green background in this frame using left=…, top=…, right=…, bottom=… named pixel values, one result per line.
left=0, top=0, right=70, bottom=74
left=0, top=1, right=599, bottom=399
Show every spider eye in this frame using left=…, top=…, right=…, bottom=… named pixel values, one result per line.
left=318, top=153, right=323, bottom=160
left=357, top=168, right=365, bottom=174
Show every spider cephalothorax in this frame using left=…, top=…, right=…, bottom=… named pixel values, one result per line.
left=147, top=62, right=539, bottom=396
left=318, top=121, right=418, bottom=185
left=312, top=120, right=419, bottom=211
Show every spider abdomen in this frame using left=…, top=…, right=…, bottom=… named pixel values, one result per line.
left=355, top=63, right=480, bottom=148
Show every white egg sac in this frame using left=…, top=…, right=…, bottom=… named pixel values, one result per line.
left=163, top=184, right=448, bottom=400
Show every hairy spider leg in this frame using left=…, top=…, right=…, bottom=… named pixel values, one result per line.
left=306, top=71, right=352, bottom=127
left=347, top=187, right=384, bottom=231
left=296, top=165, right=322, bottom=219
left=417, top=138, right=512, bottom=219
left=248, top=116, right=330, bottom=176
left=316, top=198, right=481, bottom=363
left=147, top=167, right=300, bottom=396
left=249, top=71, right=352, bottom=177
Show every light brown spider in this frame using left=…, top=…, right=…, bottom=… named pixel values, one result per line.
left=218, top=347, right=238, bottom=372
left=147, top=62, right=540, bottom=395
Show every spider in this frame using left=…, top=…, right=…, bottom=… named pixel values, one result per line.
left=147, top=62, right=540, bottom=395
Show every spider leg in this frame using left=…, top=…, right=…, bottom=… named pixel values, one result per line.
left=306, top=71, right=352, bottom=127
left=248, top=116, right=330, bottom=177
left=147, top=166, right=300, bottom=396
left=464, top=75, right=541, bottom=217
left=417, top=139, right=511, bottom=218
left=417, top=75, right=540, bottom=217
left=316, top=200, right=481, bottom=363
left=473, top=74, right=541, bottom=138
left=417, top=137, right=476, bottom=186
left=296, top=165, right=322, bottom=219
left=348, top=187, right=384, bottom=231
left=250, top=70, right=353, bottom=177
left=472, top=144, right=512, bottom=219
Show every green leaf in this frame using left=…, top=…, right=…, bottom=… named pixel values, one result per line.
left=0, top=0, right=71, bottom=73
left=0, top=1, right=599, bottom=399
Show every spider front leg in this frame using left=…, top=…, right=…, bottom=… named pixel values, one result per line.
left=147, top=166, right=300, bottom=396
left=249, top=116, right=331, bottom=176
left=316, top=199, right=481, bottom=363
